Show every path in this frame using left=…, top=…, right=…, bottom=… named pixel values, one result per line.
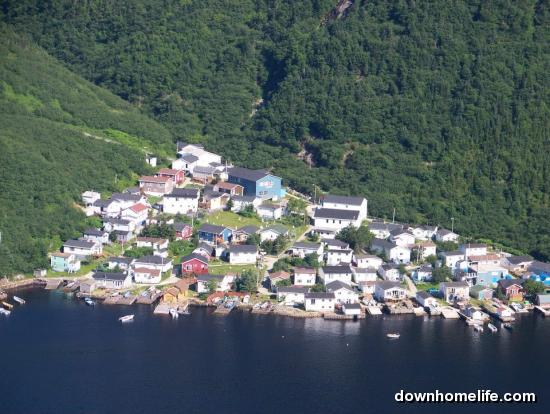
left=404, top=275, right=417, bottom=297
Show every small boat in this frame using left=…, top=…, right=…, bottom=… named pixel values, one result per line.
left=387, top=333, right=400, bottom=339
left=0, top=308, right=11, bottom=316
left=473, top=324, right=483, bottom=333
left=13, top=296, right=25, bottom=305
left=503, top=323, right=513, bottom=331
left=169, top=308, right=179, bottom=319
left=487, top=323, right=497, bottom=333
left=84, top=297, right=95, bottom=306
left=119, top=314, right=134, bottom=323
left=2, top=301, right=14, bottom=310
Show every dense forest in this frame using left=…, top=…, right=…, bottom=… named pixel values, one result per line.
left=1, top=0, right=550, bottom=271
left=0, top=26, right=174, bottom=275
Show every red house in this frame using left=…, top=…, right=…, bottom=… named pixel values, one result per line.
left=498, top=279, right=524, bottom=302
left=174, top=222, right=193, bottom=240
left=181, top=253, right=209, bottom=274
left=157, top=168, right=185, bottom=185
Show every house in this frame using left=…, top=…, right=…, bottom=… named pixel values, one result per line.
left=435, top=228, right=459, bottom=243
left=133, top=267, right=162, bottom=284
left=277, top=286, right=309, bottom=305
left=82, top=228, right=109, bottom=245
left=370, top=238, right=411, bottom=264
left=293, top=267, right=317, bottom=286
left=319, top=265, right=353, bottom=285
left=322, top=238, right=350, bottom=250
left=389, top=229, right=415, bottom=247
left=354, top=253, right=382, bottom=269
left=352, top=267, right=378, bottom=283
left=313, top=208, right=361, bottom=232
left=136, top=237, right=169, bottom=251
left=230, top=195, right=261, bottom=212
left=413, top=241, right=437, bottom=261
left=497, top=279, right=524, bottom=302
left=163, top=188, right=200, bottom=214
left=290, top=242, right=323, bottom=258
left=374, top=281, right=407, bottom=302
left=92, top=272, right=133, bottom=289
left=536, top=294, right=550, bottom=309
left=82, top=190, right=101, bottom=206
left=157, top=168, right=185, bottom=185
left=106, top=256, right=134, bottom=271
left=232, top=225, right=259, bottom=244
left=342, top=303, right=362, bottom=316
left=79, top=279, right=96, bottom=295
left=112, top=230, right=134, bottom=244
left=177, top=144, right=222, bottom=168
left=259, top=224, right=288, bottom=242
left=173, top=153, right=199, bottom=173
left=195, top=273, right=234, bottom=293
left=192, top=166, right=216, bottom=182
left=378, top=263, right=401, bottom=282
left=103, top=217, right=135, bottom=233
left=368, top=222, right=401, bottom=239
left=121, top=203, right=149, bottom=229
left=416, top=291, right=438, bottom=308
left=326, top=249, right=354, bottom=266
left=133, top=255, right=173, bottom=273
left=180, top=253, right=209, bottom=274
left=173, top=222, right=193, bottom=240
left=320, top=194, right=367, bottom=222
left=410, top=225, right=438, bottom=241
left=460, top=243, right=488, bottom=258
left=502, top=255, right=533, bottom=273
left=441, top=251, right=465, bottom=269
left=256, top=202, right=284, bottom=220
left=198, top=223, right=232, bottom=244
left=358, top=281, right=377, bottom=295
left=138, top=175, right=174, bottom=196
left=227, top=167, right=283, bottom=199
left=228, top=244, right=258, bottom=265
left=463, top=306, right=486, bottom=322
left=304, top=292, right=335, bottom=312
left=212, top=181, right=244, bottom=196
left=440, top=281, right=470, bottom=303
left=469, top=285, right=494, bottom=301
left=50, top=252, right=81, bottom=273
left=474, top=264, right=510, bottom=287
left=269, top=271, right=291, bottom=290
left=326, top=280, right=358, bottom=304
left=412, top=265, right=433, bottom=282
left=200, top=190, right=230, bottom=211
left=193, top=242, right=215, bottom=259
left=63, top=239, right=102, bottom=258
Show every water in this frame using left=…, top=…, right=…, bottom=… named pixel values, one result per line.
left=0, top=289, right=548, bottom=414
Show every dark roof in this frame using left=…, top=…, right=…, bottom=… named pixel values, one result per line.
left=261, top=224, right=288, bottom=235
left=529, top=261, right=550, bottom=273
left=506, top=255, right=533, bottom=265
left=134, top=255, right=168, bottom=265
left=229, top=244, right=258, bottom=254
left=228, top=167, right=270, bottom=182
left=416, top=291, right=432, bottom=299
left=343, top=303, right=361, bottom=310
left=498, top=279, right=524, bottom=289
left=93, top=199, right=111, bottom=208
left=442, top=250, right=464, bottom=256
left=314, top=208, right=359, bottom=220
left=181, top=154, right=199, bottom=163
left=64, top=239, right=96, bottom=249
left=437, top=228, right=455, bottom=236
left=107, top=256, right=134, bottom=265
left=111, top=192, right=142, bottom=202
left=293, top=241, right=321, bottom=250
left=322, top=194, right=364, bottom=206
left=199, top=223, right=229, bottom=234
left=92, top=272, right=128, bottom=281
left=368, top=222, right=403, bottom=232
left=195, top=242, right=215, bottom=254
left=84, top=228, right=106, bottom=236
left=103, top=217, right=131, bottom=225
left=231, top=195, right=257, bottom=202
left=193, top=166, right=216, bottom=175
left=390, top=228, right=413, bottom=237
left=293, top=267, right=316, bottom=274
left=196, top=273, right=225, bottom=282
left=165, top=188, right=199, bottom=198
left=181, top=253, right=208, bottom=264
left=237, top=225, right=259, bottom=235
left=277, top=286, right=309, bottom=294
left=326, top=280, right=354, bottom=292
left=305, top=292, right=335, bottom=299
left=322, top=238, right=349, bottom=249
left=460, top=243, right=487, bottom=249
left=376, top=281, right=402, bottom=290
left=173, top=222, right=192, bottom=232
left=441, top=281, right=469, bottom=288
left=322, top=265, right=353, bottom=274
left=371, top=238, right=397, bottom=250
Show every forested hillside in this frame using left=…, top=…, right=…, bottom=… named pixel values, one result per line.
left=0, top=26, right=174, bottom=275
left=1, top=1, right=550, bottom=260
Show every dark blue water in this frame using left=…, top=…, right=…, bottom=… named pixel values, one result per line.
left=0, top=289, right=547, bottom=414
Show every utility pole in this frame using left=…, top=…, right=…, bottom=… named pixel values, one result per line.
left=451, top=217, right=455, bottom=233
left=392, top=208, right=396, bottom=224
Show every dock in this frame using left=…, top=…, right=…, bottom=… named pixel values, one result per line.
left=45, top=279, right=62, bottom=290
left=427, top=305, right=441, bottom=316
left=213, top=303, right=236, bottom=315
left=323, top=312, right=365, bottom=320
left=117, top=295, right=137, bottom=306
left=441, top=307, right=460, bottom=319
left=136, top=291, right=162, bottom=305
left=534, top=306, right=550, bottom=317
left=367, top=306, right=382, bottom=315
left=154, top=303, right=171, bottom=315
left=103, top=295, right=121, bottom=305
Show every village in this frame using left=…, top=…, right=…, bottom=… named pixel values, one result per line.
left=2, top=142, right=550, bottom=329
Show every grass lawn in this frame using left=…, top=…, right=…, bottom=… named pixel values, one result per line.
left=204, top=211, right=262, bottom=229
left=103, top=242, right=125, bottom=256
left=415, top=281, right=440, bottom=291
left=208, top=262, right=258, bottom=275
left=47, top=260, right=98, bottom=278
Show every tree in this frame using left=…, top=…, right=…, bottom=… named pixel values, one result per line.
left=336, top=225, right=373, bottom=253
left=246, top=233, right=261, bottom=246
left=432, top=265, right=452, bottom=283
left=140, top=223, right=176, bottom=241
left=522, top=279, right=545, bottom=296
left=124, top=246, right=154, bottom=258
left=109, top=232, right=118, bottom=243
left=207, top=278, right=219, bottom=293
left=310, top=283, right=325, bottom=293
left=225, top=198, right=233, bottom=211
left=235, top=269, right=258, bottom=293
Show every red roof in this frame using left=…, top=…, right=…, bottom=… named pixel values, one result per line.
left=139, top=175, right=172, bottom=184
left=158, top=168, right=182, bottom=176
left=130, top=203, right=148, bottom=213
left=133, top=267, right=161, bottom=277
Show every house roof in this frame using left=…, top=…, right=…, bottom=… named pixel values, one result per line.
left=305, top=292, right=335, bottom=299
left=64, top=239, right=96, bottom=249
left=269, top=271, right=291, bottom=281
left=181, top=253, right=209, bottom=264
left=498, top=279, right=524, bottom=289
left=158, top=168, right=182, bottom=175
left=257, top=202, right=281, bottom=211
left=103, top=217, right=131, bottom=225
left=136, top=237, right=167, bottom=244
left=134, top=255, right=169, bottom=265
left=129, top=203, right=148, bottom=213
left=107, top=256, right=134, bottom=264
left=133, top=267, right=161, bottom=276
left=371, top=238, right=397, bottom=250
left=536, top=294, right=550, bottom=305
left=313, top=208, right=359, bottom=220
left=294, top=267, right=316, bottom=274
left=84, top=228, right=106, bottom=236
left=442, top=250, right=464, bottom=257
left=173, top=222, right=192, bottom=232
left=529, top=261, right=550, bottom=273
left=217, top=181, right=242, bottom=190
left=437, top=228, right=456, bottom=236
left=228, top=167, right=271, bottom=182
left=229, top=244, right=258, bottom=254
left=322, top=265, right=353, bottom=274
left=343, top=303, right=361, bottom=310
left=139, top=175, right=172, bottom=184
left=390, top=228, right=414, bottom=237
left=194, top=242, right=214, bottom=255
left=376, top=281, right=402, bottom=290
left=193, top=166, right=216, bottom=175
left=181, top=154, right=199, bottom=163
left=322, top=238, right=349, bottom=249
left=165, top=188, right=200, bottom=198
left=292, top=241, right=321, bottom=250
left=199, top=223, right=229, bottom=234
left=232, top=195, right=257, bottom=202
left=461, top=243, right=487, bottom=249
left=261, top=224, right=288, bottom=235
left=441, top=281, right=469, bottom=288
left=470, top=285, right=493, bottom=293
left=196, top=273, right=225, bottom=282
left=277, top=286, right=309, bottom=294
left=416, top=291, right=432, bottom=299
left=321, top=194, right=364, bottom=206
left=237, top=225, right=259, bottom=235
left=326, top=280, right=354, bottom=292
left=92, top=272, right=128, bottom=281
left=111, top=192, right=142, bottom=202
left=506, top=255, right=534, bottom=265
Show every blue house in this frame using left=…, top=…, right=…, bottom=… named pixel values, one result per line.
left=475, top=268, right=511, bottom=287
left=227, top=167, right=283, bottom=199
left=198, top=223, right=232, bottom=244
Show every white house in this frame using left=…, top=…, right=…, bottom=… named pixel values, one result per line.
left=228, top=245, right=257, bottom=265
left=389, top=229, right=415, bottom=247
left=410, top=225, right=438, bottom=241
left=177, top=144, right=222, bottom=167
left=259, top=225, right=288, bottom=242
left=312, top=208, right=361, bottom=232
left=121, top=203, right=149, bottom=230
left=172, top=153, right=199, bottom=173
left=326, top=280, right=359, bottom=304
left=276, top=286, right=309, bottom=305
left=441, top=251, right=465, bottom=268
left=325, top=249, right=354, bottom=266
left=378, top=264, right=401, bottom=282
left=374, top=281, right=407, bottom=302
left=319, top=265, right=353, bottom=285
left=342, top=303, right=362, bottom=316
left=460, top=243, right=488, bottom=258
left=163, top=188, right=200, bottom=215
left=354, top=253, right=383, bottom=269
left=291, top=242, right=323, bottom=258
left=256, top=202, right=284, bottom=220
left=416, top=291, right=438, bottom=307
left=352, top=267, right=378, bottom=283
left=133, top=267, right=162, bottom=284
left=103, top=218, right=135, bottom=233
left=136, top=237, right=169, bottom=251
left=231, top=195, right=261, bottom=212
left=370, top=238, right=411, bottom=264
left=92, top=272, right=133, bottom=289
left=82, top=190, right=101, bottom=206
left=106, top=256, right=134, bottom=271
left=440, top=281, right=470, bottom=303
left=63, top=239, right=102, bottom=257
left=322, top=238, right=350, bottom=250
left=413, top=241, right=437, bottom=261
left=436, top=229, right=459, bottom=243
left=82, top=228, right=109, bottom=245
left=293, top=267, right=317, bottom=286
left=413, top=265, right=433, bottom=282
left=133, top=255, right=172, bottom=274
left=195, top=273, right=234, bottom=293
left=358, top=281, right=377, bottom=295
left=304, top=292, right=335, bottom=312
left=320, top=195, right=367, bottom=222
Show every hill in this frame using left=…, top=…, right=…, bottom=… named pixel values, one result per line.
left=0, top=26, right=174, bottom=275
left=1, top=1, right=550, bottom=259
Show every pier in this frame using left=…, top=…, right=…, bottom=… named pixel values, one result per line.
left=45, top=279, right=62, bottom=290
left=534, top=306, right=550, bottom=317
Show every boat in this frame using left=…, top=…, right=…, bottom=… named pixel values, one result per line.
left=487, top=323, right=498, bottom=333
left=169, top=308, right=179, bottom=319
left=2, top=301, right=14, bottom=310
left=84, top=297, right=95, bottom=306
left=387, top=333, right=400, bottom=339
left=119, top=314, right=134, bottom=323
left=0, top=308, right=11, bottom=316
left=503, top=323, right=513, bottom=331
left=13, top=296, right=25, bottom=305
left=473, top=324, right=484, bottom=333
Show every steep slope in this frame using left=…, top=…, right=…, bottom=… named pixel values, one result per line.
left=0, top=27, right=174, bottom=275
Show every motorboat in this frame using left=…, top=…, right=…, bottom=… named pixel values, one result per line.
left=503, top=323, right=513, bottom=331
left=2, top=301, right=14, bottom=310
left=13, top=296, right=25, bottom=305
left=473, top=324, right=484, bottom=333
left=119, top=314, right=134, bottom=323
left=0, top=308, right=11, bottom=316
left=387, top=333, right=400, bottom=339
left=169, top=308, right=179, bottom=319
left=84, top=297, right=95, bottom=306
left=487, top=323, right=498, bottom=333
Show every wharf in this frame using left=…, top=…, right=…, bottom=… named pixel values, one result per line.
left=154, top=303, right=170, bottom=315
left=324, top=312, right=365, bottom=320
left=213, top=303, right=235, bottom=315
left=103, top=295, right=121, bottom=305
left=271, top=306, right=320, bottom=318
left=534, top=306, right=550, bottom=317
left=45, top=279, right=62, bottom=290
left=366, top=306, right=382, bottom=315
left=117, top=295, right=137, bottom=306
left=136, top=291, right=162, bottom=305
left=441, top=307, right=460, bottom=319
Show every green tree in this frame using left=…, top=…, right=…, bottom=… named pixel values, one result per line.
left=432, top=265, right=452, bottom=283
left=336, top=225, right=373, bottom=253
left=207, top=278, right=219, bottom=293
left=235, top=269, right=258, bottom=293
left=522, top=279, right=545, bottom=296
